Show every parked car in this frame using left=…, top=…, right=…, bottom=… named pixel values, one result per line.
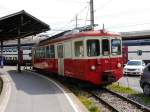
left=140, top=63, right=150, bottom=95
left=123, top=60, right=145, bottom=76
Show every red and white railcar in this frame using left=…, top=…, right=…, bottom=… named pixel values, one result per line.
left=32, top=30, right=123, bottom=85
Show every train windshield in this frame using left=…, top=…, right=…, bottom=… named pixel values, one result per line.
left=87, top=39, right=100, bottom=57
left=111, top=39, right=121, bottom=55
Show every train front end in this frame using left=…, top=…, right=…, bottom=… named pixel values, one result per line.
left=84, top=32, right=123, bottom=85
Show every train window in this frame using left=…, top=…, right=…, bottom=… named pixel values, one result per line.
left=64, top=42, right=72, bottom=58
left=57, top=45, right=63, bottom=58
left=8, top=49, right=12, bottom=52
left=39, top=47, right=42, bottom=58
left=13, top=49, right=17, bottom=52
left=42, top=47, right=46, bottom=58
left=6, top=49, right=8, bottom=52
left=46, top=46, right=50, bottom=58
left=50, top=45, right=55, bottom=58
left=111, top=39, right=121, bottom=55
left=87, top=39, right=100, bottom=57
left=74, top=41, right=84, bottom=57
left=102, top=39, right=110, bottom=56
left=35, top=48, right=39, bottom=58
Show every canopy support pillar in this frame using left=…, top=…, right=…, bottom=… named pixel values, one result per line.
left=17, top=15, right=23, bottom=73
left=0, top=41, right=3, bottom=68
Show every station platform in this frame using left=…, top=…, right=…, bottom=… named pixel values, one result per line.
left=0, top=66, right=88, bottom=112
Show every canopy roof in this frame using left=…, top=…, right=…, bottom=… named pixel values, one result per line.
left=0, top=10, right=50, bottom=41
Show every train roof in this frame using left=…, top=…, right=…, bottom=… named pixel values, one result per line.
left=3, top=43, right=34, bottom=47
left=39, top=29, right=121, bottom=45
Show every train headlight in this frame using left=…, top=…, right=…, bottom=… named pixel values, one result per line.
left=117, top=63, right=121, bottom=68
left=91, top=65, right=96, bottom=71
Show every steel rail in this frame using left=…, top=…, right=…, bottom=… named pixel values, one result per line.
left=87, top=90, right=120, bottom=112
left=102, top=88, right=150, bottom=112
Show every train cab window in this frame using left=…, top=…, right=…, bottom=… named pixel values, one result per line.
left=111, top=39, right=121, bottom=55
left=87, top=39, right=100, bottom=57
left=74, top=41, right=84, bottom=57
left=102, top=39, right=110, bottom=56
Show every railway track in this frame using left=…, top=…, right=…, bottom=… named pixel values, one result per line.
left=86, top=88, right=150, bottom=112
left=28, top=70, right=150, bottom=112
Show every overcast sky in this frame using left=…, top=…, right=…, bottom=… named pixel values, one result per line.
left=1, top=0, right=150, bottom=35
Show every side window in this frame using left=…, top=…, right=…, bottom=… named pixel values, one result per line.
left=74, top=41, right=84, bottom=57
left=46, top=46, right=50, bottom=58
left=34, top=49, right=36, bottom=59
left=87, top=39, right=100, bottom=57
left=38, top=48, right=40, bottom=58
left=57, top=45, right=63, bottom=58
left=43, top=47, right=46, bottom=58
left=64, top=42, right=72, bottom=58
left=41, top=47, right=45, bottom=58
left=50, top=45, right=55, bottom=58
left=102, top=39, right=110, bottom=56
left=36, top=48, right=39, bottom=58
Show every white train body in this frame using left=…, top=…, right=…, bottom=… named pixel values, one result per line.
left=1, top=45, right=32, bottom=65
left=128, top=45, right=150, bottom=61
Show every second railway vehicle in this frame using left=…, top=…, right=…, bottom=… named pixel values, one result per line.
left=32, top=29, right=123, bottom=85
left=2, top=43, right=33, bottom=65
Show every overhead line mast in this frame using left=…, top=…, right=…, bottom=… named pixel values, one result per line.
left=90, top=0, right=94, bottom=29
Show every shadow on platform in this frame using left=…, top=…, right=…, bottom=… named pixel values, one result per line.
left=7, top=70, right=64, bottom=95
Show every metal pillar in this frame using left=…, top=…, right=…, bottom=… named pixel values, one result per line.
left=90, top=0, right=94, bottom=29
left=0, top=41, right=3, bottom=68
left=75, top=15, right=78, bottom=29
left=17, top=15, right=23, bottom=72
left=17, top=37, right=21, bottom=72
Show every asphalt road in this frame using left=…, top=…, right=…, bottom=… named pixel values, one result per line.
left=3, top=66, right=79, bottom=112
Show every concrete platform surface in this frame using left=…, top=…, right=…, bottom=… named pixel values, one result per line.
left=0, top=66, right=88, bottom=112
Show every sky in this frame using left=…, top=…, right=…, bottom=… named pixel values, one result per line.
left=1, top=0, right=150, bottom=35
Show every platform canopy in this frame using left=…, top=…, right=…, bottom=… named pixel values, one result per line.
left=0, top=10, right=50, bottom=41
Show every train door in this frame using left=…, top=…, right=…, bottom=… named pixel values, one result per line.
left=101, top=38, right=111, bottom=70
left=57, top=44, right=64, bottom=75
